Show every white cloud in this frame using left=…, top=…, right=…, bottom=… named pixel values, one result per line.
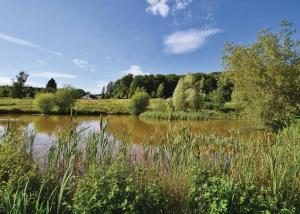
left=123, top=65, right=147, bottom=76
left=73, top=58, right=89, bottom=68
left=175, top=0, right=192, bottom=10
left=0, top=33, right=63, bottom=56
left=163, top=28, right=221, bottom=54
left=31, top=72, right=76, bottom=79
left=146, top=0, right=169, bottom=17
left=0, top=77, right=11, bottom=85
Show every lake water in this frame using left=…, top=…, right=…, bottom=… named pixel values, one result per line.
left=0, top=114, right=259, bottom=161
left=0, top=114, right=256, bottom=143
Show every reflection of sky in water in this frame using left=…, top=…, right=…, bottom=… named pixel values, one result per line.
left=0, top=115, right=257, bottom=150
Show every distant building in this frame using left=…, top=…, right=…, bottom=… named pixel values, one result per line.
left=82, top=92, right=97, bottom=99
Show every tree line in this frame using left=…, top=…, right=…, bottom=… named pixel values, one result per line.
left=102, top=72, right=233, bottom=100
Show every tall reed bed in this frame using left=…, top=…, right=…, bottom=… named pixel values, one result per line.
left=0, top=119, right=300, bottom=213
left=140, top=110, right=240, bottom=121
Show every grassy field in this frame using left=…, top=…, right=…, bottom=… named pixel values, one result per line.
left=0, top=98, right=164, bottom=115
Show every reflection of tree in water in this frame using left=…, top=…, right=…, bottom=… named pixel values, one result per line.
left=0, top=118, right=30, bottom=131
left=105, top=116, right=167, bottom=144
left=33, top=115, right=79, bottom=136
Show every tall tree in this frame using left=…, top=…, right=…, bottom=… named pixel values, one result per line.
left=46, top=78, right=57, bottom=92
left=101, top=86, right=106, bottom=98
left=10, top=71, right=29, bottom=98
left=223, top=20, right=300, bottom=131
left=156, top=83, right=165, bottom=98
left=173, top=74, right=205, bottom=111
left=105, top=81, right=114, bottom=98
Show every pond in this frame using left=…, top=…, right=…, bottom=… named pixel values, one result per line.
left=0, top=114, right=258, bottom=143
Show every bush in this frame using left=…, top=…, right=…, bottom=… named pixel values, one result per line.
left=55, top=86, right=80, bottom=114
left=129, top=91, right=150, bottom=115
left=189, top=169, right=295, bottom=213
left=33, top=93, right=56, bottom=113
left=73, top=159, right=170, bottom=213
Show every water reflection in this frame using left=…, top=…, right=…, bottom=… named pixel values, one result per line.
left=0, top=114, right=255, bottom=145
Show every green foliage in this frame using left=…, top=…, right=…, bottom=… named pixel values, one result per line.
left=10, top=71, right=29, bottom=98
left=173, top=74, right=205, bottom=111
left=189, top=169, right=295, bottom=213
left=55, top=86, right=80, bottom=113
left=73, top=160, right=169, bottom=214
left=224, top=21, right=300, bottom=131
left=0, top=86, right=9, bottom=97
left=129, top=90, right=150, bottom=115
left=46, top=78, right=57, bottom=93
left=0, top=130, right=38, bottom=209
left=34, top=93, right=56, bottom=113
left=1, top=120, right=300, bottom=212
left=156, top=83, right=165, bottom=98
left=189, top=169, right=232, bottom=213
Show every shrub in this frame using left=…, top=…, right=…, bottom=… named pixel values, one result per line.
left=34, top=93, right=56, bottom=113
left=129, top=91, right=150, bottom=115
left=55, top=86, right=80, bottom=114
left=73, top=159, right=170, bottom=213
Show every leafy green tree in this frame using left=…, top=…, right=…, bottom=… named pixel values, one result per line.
left=172, top=77, right=186, bottom=111
left=101, top=86, right=106, bottom=98
left=223, top=21, right=300, bottom=130
left=129, top=90, right=150, bottom=115
left=105, top=81, right=114, bottom=98
left=173, top=74, right=205, bottom=111
left=0, top=86, right=9, bottom=97
left=156, top=83, right=164, bottom=98
left=55, top=86, right=80, bottom=114
left=34, top=93, right=56, bottom=113
left=46, top=78, right=57, bottom=92
left=10, top=71, right=28, bottom=98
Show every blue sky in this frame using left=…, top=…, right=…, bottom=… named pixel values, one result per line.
left=0, top=0, right=299, bottom=93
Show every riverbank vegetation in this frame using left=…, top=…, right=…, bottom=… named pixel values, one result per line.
left=1, top=120, right=300, bottom=213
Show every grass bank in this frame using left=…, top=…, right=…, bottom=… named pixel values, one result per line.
left=140, top=110, right=240, bottom=121
left=1, top=121, right=300, bottom=213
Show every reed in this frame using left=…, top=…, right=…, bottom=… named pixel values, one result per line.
left=0, top=119, right=299, bottom=213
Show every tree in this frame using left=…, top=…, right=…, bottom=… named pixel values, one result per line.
left=10, top=71, right=28, bottom=98
left=0, top=86, right=9, bottom=97
left=129, top=90, right=150, bottom=115
left=34, top=93, right=56, bottom=113
left=55, top=86, right=80, bottom=114
left=105, top=81, right=114, bottom=98
left=173, top=77, right=187, bottom=111
left=223, top=21, right=300, bottom=131
left=101, top=86, right=106, bottom=99
left=173, top=74, right=205, bottom=111
left=156, top=83, right=164, bottom=98
left=46, top=78, right=57, bottom=92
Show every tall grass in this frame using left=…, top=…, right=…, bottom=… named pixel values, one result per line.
left=0, top=119, right=300, bottom=213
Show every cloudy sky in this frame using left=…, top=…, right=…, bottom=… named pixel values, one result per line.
left=0, top=0, right=299, bottom=93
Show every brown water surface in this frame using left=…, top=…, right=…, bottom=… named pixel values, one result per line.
left=0, top=114, right=257, bottom=144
